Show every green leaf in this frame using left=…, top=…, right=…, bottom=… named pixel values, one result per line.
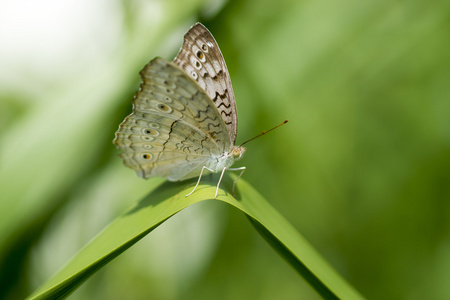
left=28, top=175, right=364, bottom=300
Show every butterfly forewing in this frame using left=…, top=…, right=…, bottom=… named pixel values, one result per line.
left=114, top=58, right=231, bottom=181
left=173, top=23, right=238, bottom=145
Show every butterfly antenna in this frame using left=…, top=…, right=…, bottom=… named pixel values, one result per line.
left=240, top=119, right=289, bottom=146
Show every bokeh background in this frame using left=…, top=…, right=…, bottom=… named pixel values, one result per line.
left=1, top=0, right=449, bottom=299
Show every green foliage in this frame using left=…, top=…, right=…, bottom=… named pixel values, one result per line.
left=28, top=175, right=363, bottom=299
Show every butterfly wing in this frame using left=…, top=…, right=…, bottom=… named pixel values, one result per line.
left=114, top=57, right=230, bottom=181
left=173, top=23, right=238, bottom=145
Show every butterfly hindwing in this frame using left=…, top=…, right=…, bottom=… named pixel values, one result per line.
left=114, top=57, right=230, bottom=180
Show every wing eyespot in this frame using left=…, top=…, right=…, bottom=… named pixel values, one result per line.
left=156, top=103, right=173, bottom=113
left=141, top=136, right=154, bottom=142
left=141, top=153, right=152, bottom=160
left=191, top=71, right=198, bottom=80
left=143, top=128, right=159, bottom=136
left=196, top=50, right=206, bottom=62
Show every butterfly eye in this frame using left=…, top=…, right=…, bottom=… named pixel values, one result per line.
left=142, top=153, right=152, bottom=160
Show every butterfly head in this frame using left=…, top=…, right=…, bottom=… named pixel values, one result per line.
left=231, top=146, right=246, bottom=161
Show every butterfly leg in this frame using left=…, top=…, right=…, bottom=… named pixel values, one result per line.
left=214, top=166, right=246, bottom=199
left=186, top=166, right=215, bottom=197
left=229, top=167, right=246, bottom=197
left=214, top=167, right=228, bottom=199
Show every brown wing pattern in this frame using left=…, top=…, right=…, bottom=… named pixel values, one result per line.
left=173, top=23, right=238, bottom=144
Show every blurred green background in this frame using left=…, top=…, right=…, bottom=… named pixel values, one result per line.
left=1, top=0, right=449, bottom=299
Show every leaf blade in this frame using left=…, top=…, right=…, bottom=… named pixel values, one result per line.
left=28, top=176, right=364, bottom=299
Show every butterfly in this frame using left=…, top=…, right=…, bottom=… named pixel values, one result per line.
left=113, top=23, right=247, bottom=199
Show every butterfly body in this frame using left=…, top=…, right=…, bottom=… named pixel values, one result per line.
left=114, top=23, right=246, bottom=197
